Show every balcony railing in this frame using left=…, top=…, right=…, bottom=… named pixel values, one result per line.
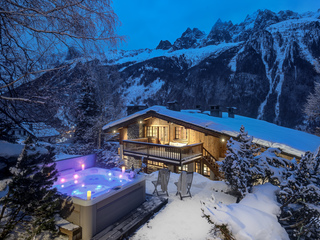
left=123, top=139, right=203, bottom=165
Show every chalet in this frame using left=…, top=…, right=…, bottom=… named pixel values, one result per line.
left=102, top=105, right=320, bottom=179
left=7, top=122, right=59, bottom=143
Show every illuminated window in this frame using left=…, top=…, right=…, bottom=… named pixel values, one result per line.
left=147, top=126, right=159, bottom=138
left=195, top=162, right=201, bottom=173
left=152, top=127, right=158, bottom=137
left=203, top=164, right=210, bottom=176
left=175, top=127, right=187, bottom=139
left=178, top=164, right=188, bottom=173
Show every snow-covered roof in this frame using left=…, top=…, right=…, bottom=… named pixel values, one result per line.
left=103, top=106, right=320, bottom=158
left=0, top=141, right=49, bottom=159
left=21, top=122, right=59, bottom=138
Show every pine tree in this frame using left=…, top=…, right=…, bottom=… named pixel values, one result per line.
left=304, top=81, right=320, bottom=135
left=0, top=119, right=17, bottom=143
left=221, top=126, right=260, bottom=200
left=74, top=77, right=100, bottom=146
left=0, top=138, right=61, bottom=239
left=278, top=149, right=320, bottom=239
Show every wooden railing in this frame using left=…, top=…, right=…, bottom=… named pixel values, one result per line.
left=202, top=147, right=223, bottom=180
left=123, top=140, right=203, bottom=165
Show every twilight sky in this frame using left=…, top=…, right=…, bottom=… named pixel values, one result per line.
left=112, top=0, right=320, bottom=50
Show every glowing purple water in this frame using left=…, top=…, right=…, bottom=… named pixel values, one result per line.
left=53, top=167, right=132, bottom=200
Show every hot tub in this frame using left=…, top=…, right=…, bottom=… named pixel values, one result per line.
left=53, top=167, right=146, bottom=240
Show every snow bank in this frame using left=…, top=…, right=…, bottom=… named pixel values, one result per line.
left=204, top=183, right=289, bottom=240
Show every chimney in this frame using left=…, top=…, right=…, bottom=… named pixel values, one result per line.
left=227, top=107, right=236, bottom=118
left=126, top=104, right=148, bottom=116
left=210, top=105, right=222, bottom=117
left=167, top=100, right=180, bottom=111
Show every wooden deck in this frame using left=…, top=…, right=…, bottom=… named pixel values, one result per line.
left=91, top=194, right=168, bottom=240
left=123, top=140, right=203, bottom=165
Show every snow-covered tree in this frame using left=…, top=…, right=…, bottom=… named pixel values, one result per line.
left=221, top=126, right=260, bottom=200
left=0, top=138, right=62, bottom=239
left=278, top=149, right=320, bottom=239
left=74, top=77, right=100, bottom=147
left=255, top=148, right=294, bottom=185
left=304, top=81, right=320, bottom=135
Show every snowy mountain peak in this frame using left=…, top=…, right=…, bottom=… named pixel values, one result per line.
left=180, top=27, right=206, bottom=39
left=172, top=28, right=206, bottom=50
left=156, top=40, right=172, bottom=50
left=211, top=18, right=233, bottom=31
left=242, top=9, right=279, bottom=31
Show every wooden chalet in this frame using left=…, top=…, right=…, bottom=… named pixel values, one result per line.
left=102, top=105, right=320, bottom=179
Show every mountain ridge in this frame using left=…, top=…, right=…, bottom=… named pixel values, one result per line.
left=16, top=9, right=320, bottom=133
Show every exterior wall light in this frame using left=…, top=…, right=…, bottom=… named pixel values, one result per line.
left=221, top=138, right=226, bottom=142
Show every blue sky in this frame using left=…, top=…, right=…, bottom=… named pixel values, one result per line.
left=112, top=0, right=320, bottom=50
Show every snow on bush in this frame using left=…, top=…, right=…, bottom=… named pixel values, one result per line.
left=203, top=183, right=289, bottom=240
left=277, top=149, right=320, bottom=239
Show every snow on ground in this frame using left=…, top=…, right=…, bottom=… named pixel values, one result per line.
left=204, top=183, right=289, bottom=240
left=131, top=172, right=287, bottom=240
left=130, top=172, right=223, bottom=240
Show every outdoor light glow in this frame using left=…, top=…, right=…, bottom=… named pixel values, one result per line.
left=61, top=185, right=64, bottom=188
left=120, top=180, right=122, bottom=183
left=113, top=130, right=116, bottom=133
left=109, top=178, right=112, bottom=181
left=74, top=180, right=78, bottom=184
left=61, top=178, right=65, bottom=183
left=82, top=184, right=85, bottom=187
left=87, top=191, right=91, bottom=200
left=221, top=138, right=225, bottom=142
left=108, top=172, right=112, bottom=176
left=74, top=174, right=79, bottom=179
left=81, top=164, right=85, bottom=170
left=119, top=174, right=123, bottom=178
left=139, top=121, right=143, bottom=124
left=121, top=166, right=125, bottom=174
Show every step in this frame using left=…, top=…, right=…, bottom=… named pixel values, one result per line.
left=92, top=194, right=168, bottom=240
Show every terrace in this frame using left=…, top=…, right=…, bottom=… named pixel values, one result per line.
left=123, top=138, right=203, bottom=165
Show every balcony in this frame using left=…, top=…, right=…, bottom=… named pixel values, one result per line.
left=123, top=138, right=203, bottom=165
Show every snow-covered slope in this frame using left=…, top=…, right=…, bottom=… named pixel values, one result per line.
left=17, top=8, right=320, bottom=133
left=102, top=9, right=320, bottom=129
left=106, top=42, right=241, bottom=68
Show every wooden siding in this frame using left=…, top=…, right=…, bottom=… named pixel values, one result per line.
left=118, top=117, right=227, bottom=161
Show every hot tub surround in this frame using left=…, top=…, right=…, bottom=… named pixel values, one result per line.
left=55, top=167, right=146, bottom=240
